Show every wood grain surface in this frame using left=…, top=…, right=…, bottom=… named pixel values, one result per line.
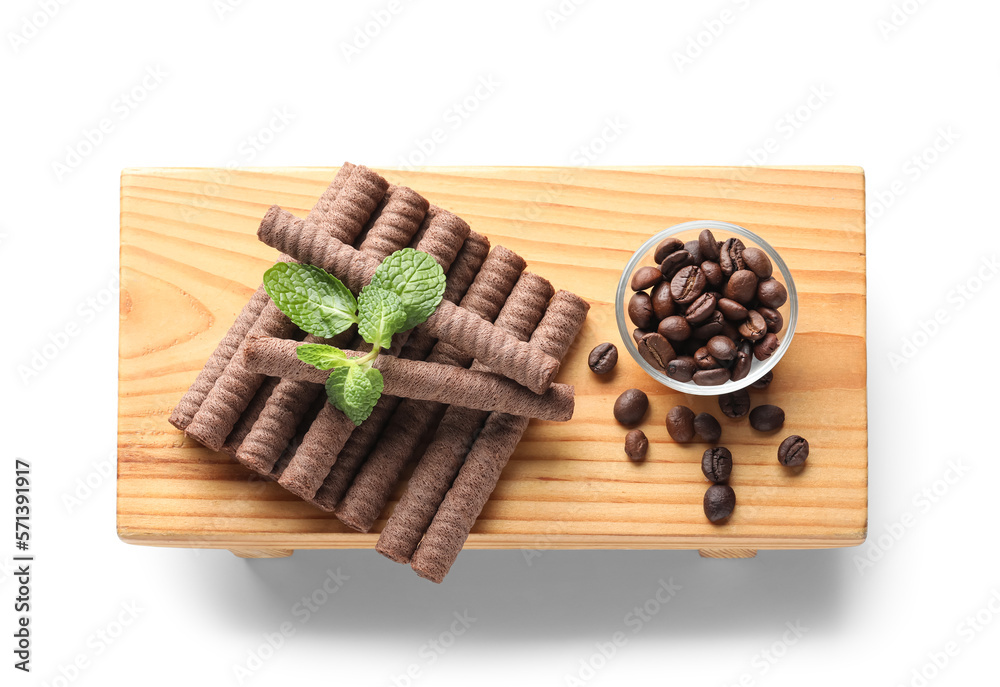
left=118, top=166, right=867, bottom=554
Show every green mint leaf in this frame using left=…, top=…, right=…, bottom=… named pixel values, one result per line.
left=296, top=344, right=350, bottom=370
left=325, top=363, right=384, bottom=426
left=357, top=286, right=406, bottom=349
left=369, top=248, right=447, bottom=331
left=263, top=263, right=358, bottom=338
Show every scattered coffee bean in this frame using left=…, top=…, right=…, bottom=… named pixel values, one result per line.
left=625, top=429, right=649, bottom=463
left=716, top=297, right=748, bottom=321
left=738, top=310, right=767, bottom=341
left=588, top=342, right=618, bottom=374
left=757, top=278, right=788, bottom=308
left=718, top=389, right=751, bottom=418
left=702, top=447, right=733, bottom=483
left=707, top=335, right=736, bottom=362
left=741, top=246, right=773, bottom=279
left=670, top=265, right=706, bottom=304
left=684, top=292, right=718, bottom=325
left=753, top=332, right=779, bottom=361
left=638, top=332, right=675, bottom=370
left=704, top=484, right=736, bottom=523
left=730, top=340, right=753, bottom=382
left=777, top=435, right=809, bottom=466
left=719, top=238, right=746, bottom=276
left=693, top=412, right=722, bottom=442
left=724, top=269, right=758, bottom=305
left=666, top=405, right=696, bottom=442
left=684, top=239, right=702, bottom=264
left=654, top=237, right=684, bottom=263
left=658, top=315, right=692, bottom=342
left=614, top=389, right=649, bottom=425
left=666, top=356, right=696, bottom=382
left=749, top=404, right=785, bottom=432
left=692, top=310, right=725, bottom=339
left=631, top=265, right=663, bottom=291
left=750, top=371, right=773, bottom=389
left=699, top=228, right=721, bottom=262
left=660, top=249, right=694, bottom=279
left=628, top=291, right=655, bottom=330
left=758, top=306, right=783, bottom=333
left=694, top=347, right=720, bottom=369
left=650, top=281, right=676, bottom=319
left=700, top=261, right=724, bottom=288
left=693, top=368, right=730, bottom=385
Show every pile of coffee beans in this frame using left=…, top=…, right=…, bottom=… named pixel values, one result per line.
left=627, top=229, right=788, bottom=385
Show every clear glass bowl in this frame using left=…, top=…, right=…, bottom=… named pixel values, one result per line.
left=615, top=220, right=797, bottom=396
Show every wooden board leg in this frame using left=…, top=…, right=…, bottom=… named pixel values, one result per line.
left=228, top=548, right=294, bottom=559
left=699, top=548, right=758, bottom=559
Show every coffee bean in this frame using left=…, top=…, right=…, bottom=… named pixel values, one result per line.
left=704, top=484, right=736, bottom=523
left=700, top=261, right=724, bottom=288
left=716, top=297, right=748, bottom=321
left=632, top=328, right=649, bottom=345
left=723, top=269, right=758, bottom=305
left=666, top=405, right=696, bottom=442
left=694, top=346, right=720, bottom=369
left=741, top=246, right=773, bottom=279
left=614, top=389, right=649, bottom=425
left=658, top=315, right=691, bottom=342
left=630, top=265, right=663, bottom=291
left=699, top=229, right=721, bottom=262
left=628, top=291, right=656, bottom=330
left=702, top=447, right=733, bottom=483
left=757, top=278, right=788, bottom=308
left=684, top=239, right=702, bottom=264
left=730, top=340, right=753, bottom=382
left=660, top=249, right=694, bottom=279
left=738, top=310, right=767, bottom=341
left=750, top=371, right=773, bottom=389
left=654, top=237, right=684, bottom=263
left=758, top=306, right=783, bottom=333
left=707, top=335, right=736, bottom=362
left=693, top=368, right=730, bottom=385
left=670, top=265, right=706, bottom=305
left=754, top=333, right=779, bottom=361
left=692, top=310, right=725, bottom=339
left=638, top=332, right=675, bottom=370
left=719, top=237, right=746, bottom=276
left=625, top=429, right=649, bottom=463
left=693, top=412, right=722, bottom=442
left=778, top=435, right=808, bottom=466
left=666, top=356, right=696, bottom=382
left=720, top=321, right=741, bottom=343
left=588, top=342, right=618, bottom=374
left=718, top=389, right=750, bottom=418
left=749, top=404, right=784, bottom=432
left=650, top=281, right=676, bottom=319
left=684, top=292, right=718, bottom=325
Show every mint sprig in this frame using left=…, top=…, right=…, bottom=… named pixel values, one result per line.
left=264, top=249, right=446, bottom=425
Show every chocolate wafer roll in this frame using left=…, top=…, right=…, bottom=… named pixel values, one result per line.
left=376, top=272, right=554, bottom=562
left=357, top=185, right=429, bottom=260
left=304, top=162, right=355, bottom=237
left=410, top=291, right=590, bottom=583
left=307, top=163, right=387, bottom=244
left=221, top=376, right=280, bottom=457
left=334, top=247, right=527, bottom=532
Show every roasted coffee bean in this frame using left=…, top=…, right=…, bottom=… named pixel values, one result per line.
left=704, top=484, right=736, bottom=523
left=694, top=346, right=720, bottom=369
left=650, top=281, right=676, bottom=319
left=684, top=239, right=702, bottom=264
left=750, top=371, right=773, bottom=389
left=758, top=306, right=783, bottom=333
left=658, top=315, right=691, bottom=342
left=738, top=310, right=767, bottom=341
left=666, top=356, right=697, bottom=382
left=684, top=292, right=718, bottom=325
left=679, top=338, right=705, bottom=356
left=700, top=261, right=724, bottom=288
left=724, top=269, right=759, bottom=305
left=718, top=389, right=751, bottom=418
left=730, top=340, right=753, bottom=382
left=741, top=246, right=773, bottom=279
left=720, top=321, right=741, bottom=343
left=716, top=297, right=748, bottom=321
left=692, top=310, right=725, bottom=339
left=638, top=332, right=676, bottom=370
left=707, top=335, right=736, bottom=362
left=588, top=342, right=618, bottom=374
left=699, top=228, right=721, bottom=262
left=654, top=237, right=684, bottom=263
left=749, top=404, right=785, bottom=432
left=693, top=412, right=722, bottom=442
left=632, top=328, right=649, bottom=345
left=754, top=333, right=779, bottom=361
left=757, top=278, right=788, bottom=308
left=702, top=447, right=733, bottom=483
left=628, top=291, right=656, bottom=330
left=693, top=368, right=731, bottom=385
left=666, top=405, right=696, bottom=442
left=660, top=249, right=694, bottom=279
left=778, top=435, right=808, bottom=466
left=614, top=388, right=649, bottom=425
left=670, top=265, right=707, bottom=304
left=625, top=429, right=649, bottom=463
left=719, top=237, right=746, bottom=276
left=631, top=265, right=663, bottom=291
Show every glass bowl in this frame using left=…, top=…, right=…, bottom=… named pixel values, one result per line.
left=615, top=220, right=797, bottom=396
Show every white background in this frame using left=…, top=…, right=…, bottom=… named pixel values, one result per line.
left=2, top=0, right=997, bottom=685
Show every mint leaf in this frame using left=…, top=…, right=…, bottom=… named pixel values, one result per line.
left=263, top=263, right=358, bottom=338
left=325, top=363, right=384, bottom=426
left=357, top=286, right=406, bottom=349
left=296, top=344, right=350, bottom=370
left=369, top=248, right=446, bottom=331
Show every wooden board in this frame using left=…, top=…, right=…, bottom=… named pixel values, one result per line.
left=118, top=166, right=867, bottom=557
